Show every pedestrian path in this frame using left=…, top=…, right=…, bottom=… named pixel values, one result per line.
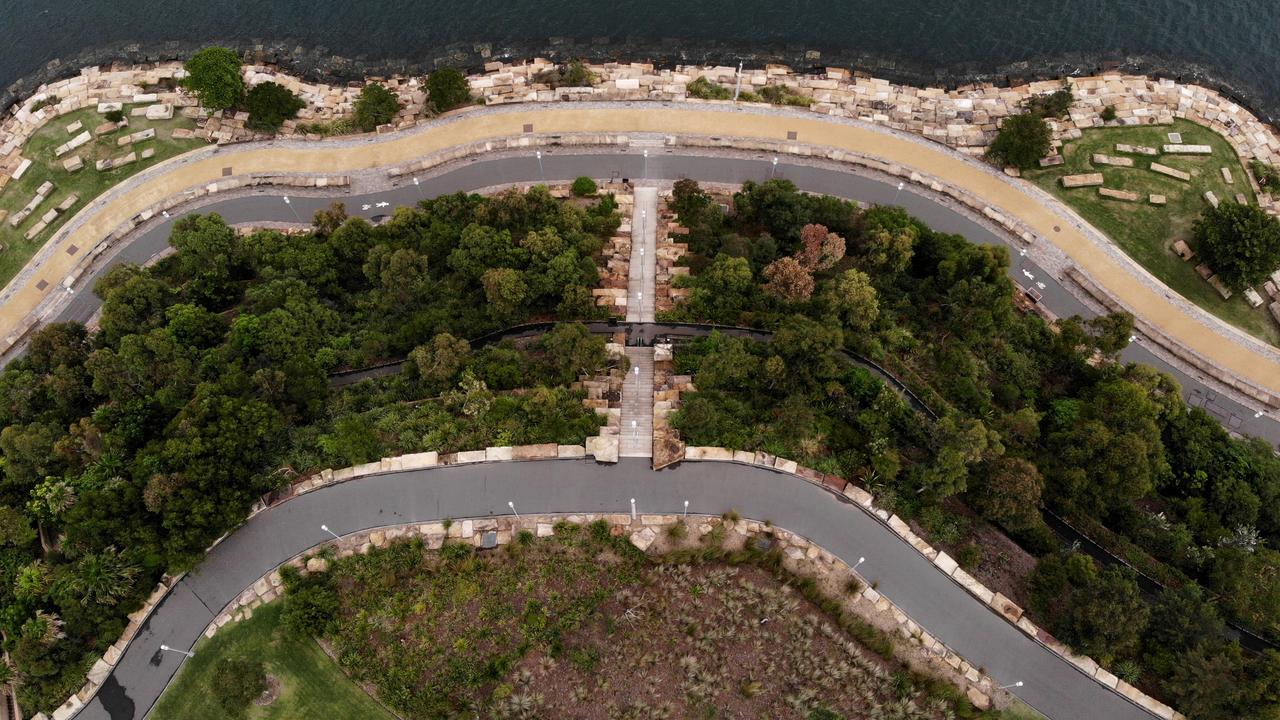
left=619, top=347, right=654, bottom=458
left=625, top=186, right=657, bottom=323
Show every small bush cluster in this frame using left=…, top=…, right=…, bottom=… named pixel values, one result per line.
left=687, top=77, right=732, bottom=101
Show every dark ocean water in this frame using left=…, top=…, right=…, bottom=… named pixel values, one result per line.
left=1, top=0, right=1279, bottom=121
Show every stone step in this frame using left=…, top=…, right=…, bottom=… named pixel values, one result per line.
left=619, top=347, right=655, bottom=458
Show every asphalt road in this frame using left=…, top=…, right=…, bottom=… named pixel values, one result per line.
left=59, top=148, right=1270, bottom=720
left=79, top=458, right=1155, bottom=720
left=54, top=149, right=1280, bottom=449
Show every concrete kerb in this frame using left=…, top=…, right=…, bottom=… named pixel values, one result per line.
left=49, top=441, right=610, bottom=719
left=189, top=510, right=1007, bottom=714
left=2, top=103, right=1276, bottom=412
left=677, top=446, right=1183, bottom=720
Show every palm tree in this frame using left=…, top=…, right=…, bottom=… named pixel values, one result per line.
left=67, top=547, right=139, bottom=606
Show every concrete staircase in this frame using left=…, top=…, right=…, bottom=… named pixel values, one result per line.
left=619, top=345, right=655, bottom=458
left=625, top=185, right=658, bottom=323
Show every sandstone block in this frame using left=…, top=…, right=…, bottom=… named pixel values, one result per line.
left=586, top=435, right=619, bottom=463
left=1060, top=173, right=1104, bottom=188
left=62, top=155, right=84, bottom=172
left=1150, top=162, right=1191, bottom=181
left=1098, top=187, right=1139, bottom=201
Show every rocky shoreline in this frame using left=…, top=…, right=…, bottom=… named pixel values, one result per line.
left=4, top=37, right=1276, bottom=126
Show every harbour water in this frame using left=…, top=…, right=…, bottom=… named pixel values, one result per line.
left=1, top=0, right=1278, bottom=121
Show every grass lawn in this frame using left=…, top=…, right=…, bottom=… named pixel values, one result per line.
left=1024, top=118, right=1279, bottom=346
left=150, top=602, right=395, bottom=720
left=0, top=104, right=206, bottom=291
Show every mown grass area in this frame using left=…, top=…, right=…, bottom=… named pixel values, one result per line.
left=1024, top=118, right=1279, bottom=346
left=150, top=602, right=395, bottom=720
left=0, top=104, right=206, bottom=290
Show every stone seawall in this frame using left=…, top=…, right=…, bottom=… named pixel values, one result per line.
left=3, top=59, right=1278, bottom=211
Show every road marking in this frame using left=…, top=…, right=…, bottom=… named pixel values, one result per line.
left=1022, top=269, right=1035, bottom=281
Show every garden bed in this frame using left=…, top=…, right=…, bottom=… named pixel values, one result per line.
left=1024, top=118, right=1276, bottom=345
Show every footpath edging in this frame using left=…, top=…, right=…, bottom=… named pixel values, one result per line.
left=189, top=512, right=1009, bottom=714
left=47, top=441, right=616, bottom=720
left=679, top=446, right=1181, bottom=720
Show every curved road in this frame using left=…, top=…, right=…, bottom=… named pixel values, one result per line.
left=55, top=149, right=1280, bottom=449
left=57, top=149, right=1253, bottom=720
left=82, top=458, right=1154, bottom=720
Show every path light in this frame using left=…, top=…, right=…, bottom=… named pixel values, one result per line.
left=159, top=645, right=194, bottom=658
left=282, top=195, right=301, bottom=222
left=630, top=497, right=637, bottom=521
left=998, top=681, right=1024, bottom=690
left=320, top=524, right=341, bottom=541
left=508, top=501, right=521, bottom=521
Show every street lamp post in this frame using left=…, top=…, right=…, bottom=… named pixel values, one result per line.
left=320, top=524, right=341, bottom=541
left=770, top=157, right=778, bottom=180
left=852, top=556, right=866, bottom=573
left=536, top=151, right=545, bottom=182
left=733, top=61, right=744, bottom=101
left=630, top=497, right=637, bottom=521
left=998, top=681, right=1024, bottom=690
left=643, top=149, right=648, bottom=179
left=508, top=501, right=521, bottom=521
left=283, top=195, right=302, bottom=223
left=683, top=500, right=689, bottom=520
left=159, top=644, right=195, bottom=658
left=893, top=181, right=905, bottom=204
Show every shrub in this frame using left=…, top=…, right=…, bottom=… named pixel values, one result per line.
left=1192, top=201, right=1280, bottom=290
left=103, top=109, right=125, bottom=123
left=956, top=543, right=983, bottom=569
left=571, top=176, right=598, bottom=197
left=245, top=81, right=305, bottom=131
left=687, top=77, right=732, bottom=100
left=353, top=83, right=401, bottom=132
left=182, top=46, right=244, bottom=110
left=534, top=60, right=596, bottom=89
left=1023, top=81, right=1074, bottom=118
left=1100, top=105, right=1118, bottom=122
left=1251, top=159, right=1280, bottom=193
left=31, top=95, right=59, bottom=111
left=759, top=84, right=814, bottom=107
left=211, top=657, right=266, bottom=715
left=281, top=581, right=339, bottom=637
left=425, top=67, right=472, bottom=112
left=987, top=113, right=1052, bottom=169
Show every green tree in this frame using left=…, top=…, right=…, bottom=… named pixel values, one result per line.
left=245, top=81, right=305, bottom=131
left=1061, top=565, right=1150, bottom=664
left=325, top=416, right=380, bottom=466
left=353, top=83, right=401, bottom=132
left=677, top=255, right=756, bottom=323
left=824, top=268, right=879, bottom=332
left=987, top=113, right=1052, bottom=169
left=425, top=67, right=472, bottom=112
left=539, top=323, right=608, bottom=384
left=64, top=547, right=139, bottom=606
left=969, top=456, right=1044, bottom=531
left=481, top=267, right=528, bottom=321
left=571, top=177, right=598, bottom=197
left=1192, top=201, right=1280, bottom=291
left=181, top=47, right=244, bottom=110
left=409, top=333, right=472, bottom=388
